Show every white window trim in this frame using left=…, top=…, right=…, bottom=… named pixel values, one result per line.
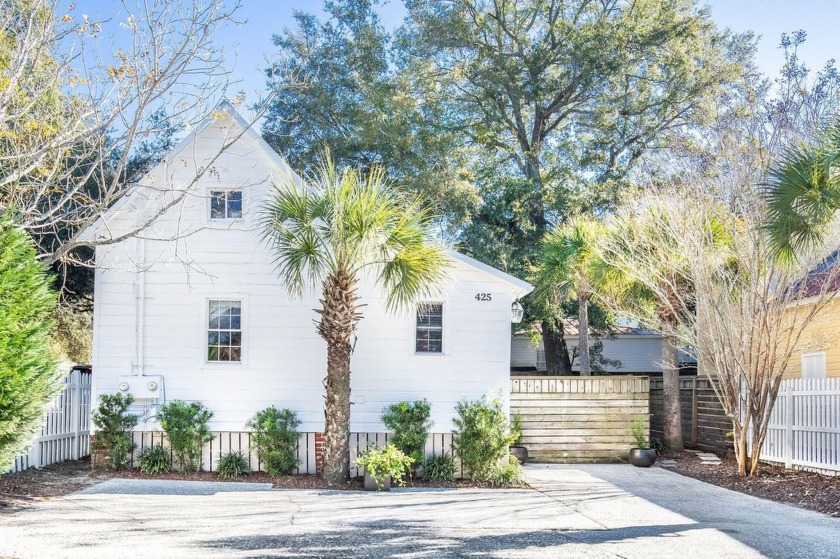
left=205, top=187, right=247, bottom=225
left=201, top=295, right=248, bottom=368
left=413, top=301, right=447, bottom=357
left=801, top=351, right=827, bottom=379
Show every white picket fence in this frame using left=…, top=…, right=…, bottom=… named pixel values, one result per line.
left=129, top=431, right=458, bottom=477
left=7, top=370, right=93, bottom=473
left=760, top=377, right=840, bottom=474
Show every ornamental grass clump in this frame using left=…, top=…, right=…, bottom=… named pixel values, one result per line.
left=218, top=451, right=250, bottom=479
left=452, top=392, right=517, bottom=482
left=138, top=444, right=170, bottom=475
left=381, top=400, right=432, bottom=473
left=247, top=406, right=300, bottom=476
left=157, top=400, right=214, bottom=473
left=422, top=452, right=456, bottom=482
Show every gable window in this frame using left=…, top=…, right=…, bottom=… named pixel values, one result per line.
left=208, top=300, right=242, bottom=362
left=210, top=190, right=243, bottom=219
left=416, top=303, right=443, bottom=354
left=801, top=352, right=826, bottom=379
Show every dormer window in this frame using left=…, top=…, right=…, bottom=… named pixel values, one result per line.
left=210, top=190, right=243, bottom=219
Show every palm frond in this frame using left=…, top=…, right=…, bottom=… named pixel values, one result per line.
left=763, top=120, right=840, bottom=264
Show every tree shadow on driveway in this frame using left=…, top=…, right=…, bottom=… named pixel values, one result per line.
left=203, top=518, right=706, bottom=558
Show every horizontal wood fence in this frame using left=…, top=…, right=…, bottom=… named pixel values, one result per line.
left=8, top=370, right=92, bottom=473
left=511, top=376, right=650, bottom=463
left=128, top=431, right=459, bottom=477
left=759, top=378, right=840, bottom=474
left=650, top=377, right=730, bottom=451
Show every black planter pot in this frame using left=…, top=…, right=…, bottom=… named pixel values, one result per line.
left=510, top=445, right=528, bottom=464
left=629, top=448, right=657, bottom=467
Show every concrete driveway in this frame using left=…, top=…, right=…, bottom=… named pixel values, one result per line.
left=0, top=464, right=838, bottom=558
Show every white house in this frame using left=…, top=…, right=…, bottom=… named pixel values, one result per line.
left=511, top=322, right=696, bottom=374
left=82, top=102, right=532, bottom=440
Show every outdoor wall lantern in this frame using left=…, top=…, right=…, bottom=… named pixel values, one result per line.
left=511, top=300, right=524, bottom=323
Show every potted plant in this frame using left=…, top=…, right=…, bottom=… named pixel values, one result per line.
left=509, top=412, right=528, bottom=464
left=629, top=418, right=657, bottom=467
left=356, top=444, right=414, bottom=491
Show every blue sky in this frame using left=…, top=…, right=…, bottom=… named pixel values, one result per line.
left=79, top=0, right=840, bottom=101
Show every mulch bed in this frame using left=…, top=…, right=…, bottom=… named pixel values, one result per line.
left=660, top=450, right=840, bottom=517
left=0, top=459, right=111, bottom=513
left=2, top=457, right=520, bottom=512
left=109, top=469, right=519, bottom=490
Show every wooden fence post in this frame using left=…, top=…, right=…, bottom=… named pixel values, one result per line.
left=691, top=378, right=699, bottom=447
left=784, top=381, right=793, bottom=469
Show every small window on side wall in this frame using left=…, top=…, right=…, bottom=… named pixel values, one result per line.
left=210, top=190, right=243, bottom=219
left=208, top=300, right=242, bottom=362
left=801, top=352, right=826, bottom=379
left=416, top=303, right=443, bottom=354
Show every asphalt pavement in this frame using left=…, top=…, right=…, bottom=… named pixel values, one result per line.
left=0, top=464, right=837, bottom=558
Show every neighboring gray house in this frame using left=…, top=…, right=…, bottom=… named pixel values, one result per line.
left=511, top=321, right=696, bottom=375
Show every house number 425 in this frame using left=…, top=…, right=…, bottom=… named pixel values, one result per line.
left=474, top=293, right=492, bottom=301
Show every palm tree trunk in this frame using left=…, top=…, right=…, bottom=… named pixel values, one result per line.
left=578, top=294, right=591, bottom=376
left=317, top=270, right=361, bottom=485
left=661, top=314, right=684, bottom=451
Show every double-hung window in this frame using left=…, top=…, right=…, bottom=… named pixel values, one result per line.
left=208, top=300, right=242, bottom=362
left=210, top=190, right=243, bottom=219
left=416, top=303, right=443, bottom=354
left=801, top=352, right=826, bottom=379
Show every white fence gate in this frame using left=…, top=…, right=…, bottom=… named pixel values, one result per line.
left=760, top=377, right=840, bottom=474
left=7, top=370, right=93, bottom=473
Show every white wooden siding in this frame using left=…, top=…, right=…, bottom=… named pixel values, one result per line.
left=92, top=117, right=522, bottom=436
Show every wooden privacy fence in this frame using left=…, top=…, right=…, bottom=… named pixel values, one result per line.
left=8, top=370, right=92, bottom=473
left=759, top=378, right=840, bottom=474
left=511, top=375, right=650, bottom=463
left=128, top=431, right=458, bottom=476
left=650, top=377, right=730, bottom=450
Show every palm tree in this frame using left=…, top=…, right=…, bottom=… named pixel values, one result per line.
left=596, top=205, right=691, bottom=451
left=261, top=156, right=448, bottom=485
left=536, top=217, right=606, bottom=376
left=764, top=121, right=840, bottom=262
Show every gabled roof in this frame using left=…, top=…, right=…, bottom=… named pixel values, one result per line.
left=78, top=100, right=302, bottom=243
left=788, top=248, right=840, bottom=299
left=78, top=103, right=534, bottom=295
left=447, top=250, right=533, bottom=297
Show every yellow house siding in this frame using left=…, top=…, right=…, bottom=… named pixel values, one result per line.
left=785, top=298, right=840, bottom=379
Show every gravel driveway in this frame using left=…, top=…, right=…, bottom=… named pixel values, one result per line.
left=1, top=464, right=838, bottom=558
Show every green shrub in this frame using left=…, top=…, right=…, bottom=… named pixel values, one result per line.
left=381, top=400, right=432, bottom=472
left=138, top=444, right=170, bottom=475
left=0, top=221, right=60, bottom=472
left=488, top=456, right=524, bottom=487
left=246, top=406, right=300, bottom=476
left=157, top=400, right=214, bottom=473
left=218, top=451, right=250, bottom=479
left=631, top=418, right=649, bottom=449
left=91, top=393, right=139, bottom=470
left=422, top=453, right=456, bottom=482
left=452, top=392, right=517, bottom=482
left=356, top=443, right=414, bottom=489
